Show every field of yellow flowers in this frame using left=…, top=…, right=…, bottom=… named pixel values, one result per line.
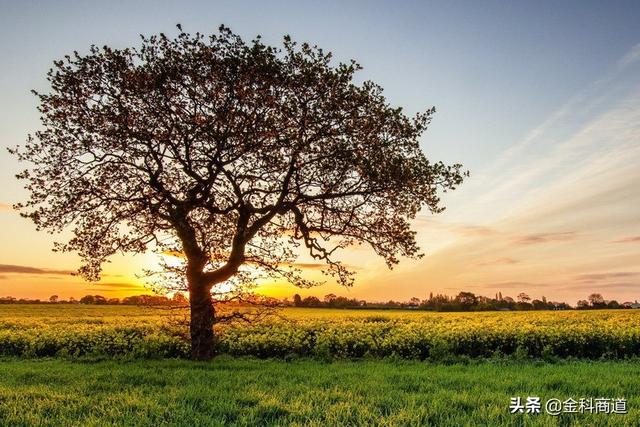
left=1, top=305, right=639, bottom=360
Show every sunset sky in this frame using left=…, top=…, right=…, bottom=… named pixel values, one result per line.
left=1, top=1, right=639, bottom=304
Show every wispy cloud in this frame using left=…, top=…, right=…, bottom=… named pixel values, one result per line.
left=0, top=203, right=12, bottom=212
left=290, top=262, right=360, bottom=271
left=0, top=264, right=75, bottom=275
left=412, top=217, right=496, bottom=236
left=560, top=282, right=640, bottom=291
left=441, top=42, right=640, bottom=229
left=451, top=224, right=496, bottom=237
left=574, top=272, right=640, bottom=282
left=293, top=263, right=327, bottom=270
left=511, top=232, right=578, bottom=245
left=475, top=257, right=519, bottom=267
left=612, top=236, right=640, bottom=244
left=480, top=281, right=553, bottom=289
left=86, top=282, right=142, bottom=289
left=617, top=42, right=640, bottom=69
left=598, top=282, right=640, bottom=290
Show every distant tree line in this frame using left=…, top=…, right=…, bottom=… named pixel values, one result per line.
left=290, top=292, right=640, bottom=311
left=0, top=293, right=188, bottom=306
left=2, top=291, right=639, bottom=311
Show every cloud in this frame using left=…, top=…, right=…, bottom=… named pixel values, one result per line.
left=88, top=282, right=143, bottom=289
left=286, top=262, right=361, bottom=271
left=574, top=272, right=640, bottom=282
left=618, top=43, right=640, bottom=69
left=560, top=282, right=640, bottom=291
left=452, top=224, right=495, bottom=237
left=413, top=217, right=496, bottom=235
left=0, top=264, right=75, bottom=275
left=421, top=219, right=496, bottom=237
left=292, top=263, right=327, bottom=270
left=478, top=281, right=552, bottom=289
left=0, top=203, right=11, bottom=212
left=475, top=257, right=519, bottom=267
left=612, top=236, right=640, bottom=243
left=599, top=282, right=640, bottom=290
left=511, top=232, right=578, bottom=245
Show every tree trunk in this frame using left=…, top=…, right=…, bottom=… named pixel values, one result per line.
left=189, top=285, right=215, bottom=360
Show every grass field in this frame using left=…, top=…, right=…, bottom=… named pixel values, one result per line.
left=1, top=305, right=640, bottom=425
left=0, top=358, right=638, bottom=426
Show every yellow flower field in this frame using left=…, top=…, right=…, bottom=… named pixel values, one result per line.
left=1, top=305, right=639, bottom=360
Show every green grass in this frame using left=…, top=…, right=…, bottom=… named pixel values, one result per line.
left=2, top=306, right=639, bottom=425
left=0, top=358, right=638, bottom=426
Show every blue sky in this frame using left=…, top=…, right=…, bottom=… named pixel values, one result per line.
left=1, top=1, right=639, bottom=302
left=2, top=1, right=639, bottom=168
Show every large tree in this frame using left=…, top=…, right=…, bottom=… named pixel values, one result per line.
left=11, top=26, right=467, bottom=360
